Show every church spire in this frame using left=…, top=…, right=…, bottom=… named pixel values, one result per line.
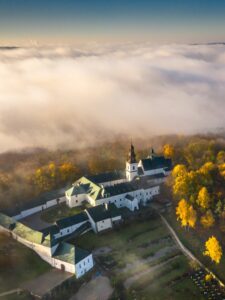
left=127, top=143, right=137, bottom=163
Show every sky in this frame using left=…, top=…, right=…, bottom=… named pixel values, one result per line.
left=0, top=43, right=225, bottom=152
left=1, top=0, right=225, bottom=45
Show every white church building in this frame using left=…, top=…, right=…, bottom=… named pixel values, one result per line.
left=65, top=144, right=172, bottom=214
left=0, top=144, right=172, bottom=278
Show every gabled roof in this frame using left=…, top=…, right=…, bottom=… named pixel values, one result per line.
left=56, top=212, right=88, bottom=229
left=13, top=222, right=58, bottom=247
left=40, top=224, right=59, bottom=236
left=86, top=170, right=125, bottom=184
left=0, top=213, right=15, bottom=230
left=102, top=177, right=157, bottom=198
left=86, top=203, right=121, bottom=222
left=53, top=242, right=90, bottom=264
left=137, top=167, right=144, bottom=175
left=141, top=156, right=172, bottom=171
left=68, top=176, right=102, bottom=201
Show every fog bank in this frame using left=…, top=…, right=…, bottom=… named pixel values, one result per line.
left=0, top=43, right=225, bottom=152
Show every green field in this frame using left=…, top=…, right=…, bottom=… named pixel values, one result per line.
left=0, top=233, right=51, bottom=293
left=71, top=214, right=204, bottom=300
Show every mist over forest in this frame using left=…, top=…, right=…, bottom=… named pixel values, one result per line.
left=0, top=43, right=225, bottom=153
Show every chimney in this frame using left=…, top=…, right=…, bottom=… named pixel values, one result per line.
left=104, top=203, right=108, bottom=210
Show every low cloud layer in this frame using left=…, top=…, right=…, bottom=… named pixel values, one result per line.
left=0, top=43, right=225, bottom=152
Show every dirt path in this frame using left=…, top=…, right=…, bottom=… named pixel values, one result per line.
left=71, top=276, right=113, bottom=300
left=0, top=289, right=22, bottom=298
left=124, top=256, right=179, bottom=289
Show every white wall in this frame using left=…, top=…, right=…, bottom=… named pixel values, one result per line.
left=75, top=254, right=94, bottom=278
left=66, top=193, right=87, bottom=208
left=54, top=220, right=88, bottom=239
left=96, top=218, right=112, bottom=232
left=126, top=162, right=138, bottom=181
left=13, top=196, right=66, bottom=220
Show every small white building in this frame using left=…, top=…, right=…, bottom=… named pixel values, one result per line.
left=54, top=212, right=89, bottom=239
left=52, top=242, right=94, bottom=278
left=85, top=203, right=122, bottom=233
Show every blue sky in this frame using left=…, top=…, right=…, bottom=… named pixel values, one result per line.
left=1, top=0, right=225, bottom=44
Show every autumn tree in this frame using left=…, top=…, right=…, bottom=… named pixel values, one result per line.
left=59, top=162, right=78, bottom=183
left=172, top=164, right=187, bottom=178
left=188, top=205, right=197, bottom=228
left=197, top=187, right=210, bottom=210
left=163, top=144, right=175, bottom=159
left=217, top=150, right=225, bottom=164
left=200, top=210, right=215, bottom=228
left=176, top=199, right=197, bottom=228
left=204, top=236, right=222, bottom=264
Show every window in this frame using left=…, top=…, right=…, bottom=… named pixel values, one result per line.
left=133, top=166, right=135, bottom=170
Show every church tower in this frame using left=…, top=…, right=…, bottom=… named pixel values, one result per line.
left=126, top=143, right=138, bottom=181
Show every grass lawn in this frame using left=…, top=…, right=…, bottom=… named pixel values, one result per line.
left=40, top=203, right=89, bottom=223
left=119, top=256, right=204, bottom=300
left=0, top=233, right=51, bottom=293
left=72, top=217, right=169, bottom=251
left=165, top=208, right=225, bottom=283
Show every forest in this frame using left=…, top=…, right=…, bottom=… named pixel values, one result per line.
left=0, top=132, right=224, bottom=220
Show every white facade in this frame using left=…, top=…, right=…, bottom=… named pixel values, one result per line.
left=126, top=161, right=138, bottom=181
left=54, top=220, right=88, bottom=239
left=96, top=219, right=112, bottom=233
left=66, top=193, right=87, bottom=208
left=75, top=254, right=94, bottom=278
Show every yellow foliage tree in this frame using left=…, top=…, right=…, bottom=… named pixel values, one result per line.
left=59, top=162, right=77, bottom=182
left=204, top=236, right=222, bottom=264
left=172, top=164, right=187, bottom=178
left=200, top=210, right=215, bottom=228
left=205, top=274, right=213, bottom=282
left=163, top=144, right=175, bottom=159
left=176, top=199, right=189, bottom=227
left=176, top=199, right=197, bottom=228
left=188, top=205, right=197, bottom=228
left=197, top=187, right=210, bottom=210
